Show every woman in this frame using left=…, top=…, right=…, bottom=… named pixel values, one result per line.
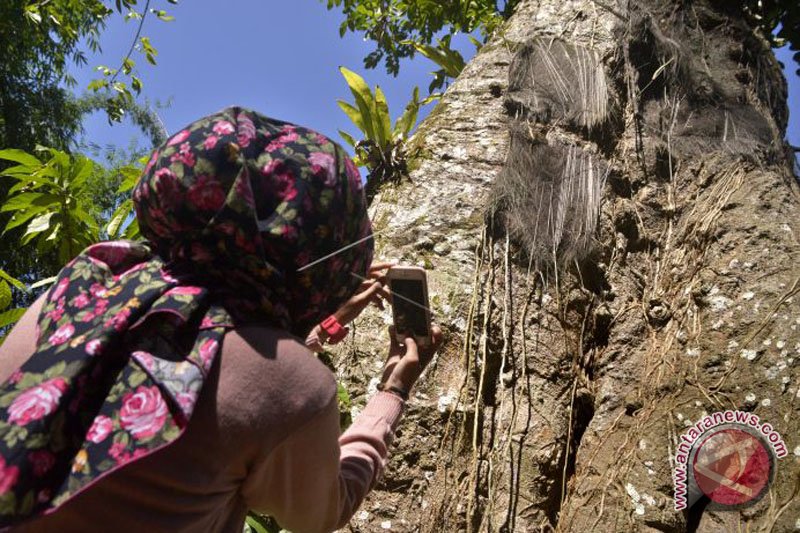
left=0, top=107, right=442, bottom=532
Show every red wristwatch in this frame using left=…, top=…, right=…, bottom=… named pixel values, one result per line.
left=320, top=315, right=349, bottom=344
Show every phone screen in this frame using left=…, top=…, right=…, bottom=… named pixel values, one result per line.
left=391, top=279, right=429, bottom=338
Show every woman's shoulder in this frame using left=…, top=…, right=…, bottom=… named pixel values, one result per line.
left=217, top=325, right=337, bottom=429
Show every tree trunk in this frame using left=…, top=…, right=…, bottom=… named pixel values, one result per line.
left=334, top=1, right=799, bottom=531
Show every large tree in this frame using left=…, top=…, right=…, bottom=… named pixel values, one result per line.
left=332, top=0, right=799, bottom=531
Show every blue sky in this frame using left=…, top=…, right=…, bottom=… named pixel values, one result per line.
left=72, top=1, right=799, bottom=160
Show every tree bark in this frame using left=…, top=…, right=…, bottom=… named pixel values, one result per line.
left=334, top=1, right=799, bottom=531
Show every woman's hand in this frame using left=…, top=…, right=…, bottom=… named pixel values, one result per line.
left=332, top=261, right=394, bottom=325
left=380, top=325, right=443, bottom=397
left=305, top=262, right=393, bottom=352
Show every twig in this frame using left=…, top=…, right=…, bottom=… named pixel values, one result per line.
left=108, top=0, right=152, bottom=87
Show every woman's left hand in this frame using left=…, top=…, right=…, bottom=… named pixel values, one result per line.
left=305, top=262, right=393, bottom=352
left=333, top=261, right=394, bottom=325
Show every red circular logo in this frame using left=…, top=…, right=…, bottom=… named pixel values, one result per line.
left=691, top=427, right=773, bottom=507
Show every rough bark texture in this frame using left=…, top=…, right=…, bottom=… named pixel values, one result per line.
left=331, top=1, right=800, bottom=531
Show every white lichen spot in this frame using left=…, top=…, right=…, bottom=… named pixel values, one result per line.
left=780, top=223, right=791, bottom=232
left=694, top=400, right=703, bottom=407
left=686, top=347, right=700, bottom=357
left=742, top=291, right=756, bottom=301
left=765, top=366, right=781, bottom=380
left=777, top=340, right=786, bottom=349
left=357, top=510, right=370, bottom=521
left=676, top=413, right=684, bottom=421
left=763, top=338, right=772, bottom=346
left=541, top=294, right=553, bottom=306
left=728, top=258, right=740, bottom=269
left=642, top=493, right=657, bottom=506
left=380, top=520, right=392, bottom=530
left=745, top=393, right=757, bottom=403
left=740, top=349, right=758, bottom=361
left=793, top=446, right=800, bottom=457
left=761, top=398, right=771, bottom=407
left=437, top=391, right=455, bottom=413
left=709, top=295, right=733, bottom=312
left=638, top=439, right=647, bottom=451
left=711, top=319, right=724, bottom=331
left=727, top=340, right=740, bottom=352
left=625, top=483, right=645, bottom=515
left=368, top=377, right=381, bottom=396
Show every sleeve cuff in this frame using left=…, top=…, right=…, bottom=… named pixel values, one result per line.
left=361, top=391, right=405, bottom=430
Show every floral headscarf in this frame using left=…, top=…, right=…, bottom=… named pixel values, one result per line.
left=0, top=107, right=373, bottom=527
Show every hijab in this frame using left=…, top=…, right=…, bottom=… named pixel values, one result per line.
left=0, top=107, right=373, bottom=527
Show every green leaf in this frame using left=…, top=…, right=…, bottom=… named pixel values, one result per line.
left=0, top=149, right=41, bottom=168
left=106, top=200, right=133, bottom=238
left=24, top=212, right=55, bottom=238
left=0, top=281, right=11, bottom=311
left=0, top=193, right=60, bottom=214
left=338, top=129, right=358, bottom=148
left=3, top=205, right=51, bottom=233
left=69, top=156, right=95, bottom=191
left=394, top=86, right=420, bottom=139
left=337, top=101, right=365, bottom=134
left=0, top=270, right=25, bottom=291
left=0, top=308, right=26, bottom=329
left=29, top=276, right=57, bottom=290
left=339, top=67, right=377, bottom=141
left=373, top=86, right=392, bottom=147
left=69, top=207, right=99, bottom=234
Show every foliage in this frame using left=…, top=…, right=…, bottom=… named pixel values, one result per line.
left=0, top=0, right=176, bottom=154
left=75, top=93, right=169, bottom=147
left=0, top=269, right=27, bottom=344
left=743, top=0, right=800, bottom=75
left=323, top=0, right=519, bottom=78
left=405, top=34, right=470, bottom=93
left=244, top=513, right=285, bottom=533
left=337, top=67, right=432, bottom=202
left=0, top=148, right=104, bottom=266
left=104, top=161, right=142, bottom=240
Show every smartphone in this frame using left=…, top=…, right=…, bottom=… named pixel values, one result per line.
left=387, top=266, right=432, bottom=347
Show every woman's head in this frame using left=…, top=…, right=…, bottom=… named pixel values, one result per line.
left=133, top=107, right=373, bottom=336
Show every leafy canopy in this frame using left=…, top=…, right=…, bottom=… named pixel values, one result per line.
left=322, top=0, right=519, bottom=77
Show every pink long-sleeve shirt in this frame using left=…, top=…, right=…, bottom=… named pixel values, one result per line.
left=0, top=296, right=403, bottom=532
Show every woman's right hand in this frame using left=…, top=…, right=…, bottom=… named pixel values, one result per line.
left=380, top=325, right=443, bottom=397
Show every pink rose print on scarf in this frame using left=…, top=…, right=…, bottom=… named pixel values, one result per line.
left=132, top=350, right=156, bottom=372
left=166, top=129, right=190, bottom=146
left=152, top=168, right=183, bottom=208
left=72, top=292, right=91, bottom=309
left=204, top=135, right=219, bottom=150
left=0, top=457, right=19, bottom=494
left=212, top=120, right=235, bottom=135
left=50, top=278, right=69, bottom=302
left=28, top=450, right=56, bottom=477
left=262, top=160, right=298, bottom=201
left=198, top=338, right=218, bottom=369
left=170, top=142, right=196, bottom=167
left=236, top=112, right=256, bottom=148
left=265, top=129, right=299, bottom=152
left=8, top=377, right=68, bottom=426
left=187, top=174, right=226, bottom=212
left=104, top=308, right=131, bottom=332
left=119, top=385, right=168, bottom=440
left=166, top=286, right=203, bottom=297
left=85, top=339, right=102, bottom=355
left=48, top=323, right=75, bottom=346
left=86, top=415, right=114, bottom=444
left=308, top=152, right=338, bottom=186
